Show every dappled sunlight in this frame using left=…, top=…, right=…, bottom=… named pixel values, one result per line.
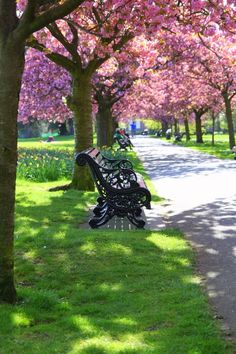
left=205, top=248, right=219, bottom=255
left=112, top=317, right=137, bottom=326
left=181, top=275, right=201, bottom=285
left=99, top=283, right=123, bottom=293
left=68, top=315, right=98, bottom=335
left=69, top=335, right=149, bottom=354
left=22, top=250, right=37, bottom=261
left=10, top=312, right=32, bottom=327
left=207, top=271, right=220, bottom=279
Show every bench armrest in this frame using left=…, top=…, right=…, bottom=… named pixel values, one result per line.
left=101, top=154, right=133, bottom=170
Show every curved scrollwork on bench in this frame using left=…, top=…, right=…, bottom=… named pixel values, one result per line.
left=75, top=148, right=151, bottom=229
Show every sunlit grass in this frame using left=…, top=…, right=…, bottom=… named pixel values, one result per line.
left=0, top=179, right=232, bottom=353
left=173, top=134, right=235, bottom=160
left=18, top=135, right=75, bottom=150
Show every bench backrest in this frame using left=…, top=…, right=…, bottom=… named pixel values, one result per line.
left=76, top=148, right=129, bottom=192
left=76, top=148, right=138, bottom=191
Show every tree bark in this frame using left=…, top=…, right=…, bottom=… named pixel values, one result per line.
left=161, top=120, right=168, bottom=137
left=184, top=118, right=190, bottom=141
left=195, top=111, right=204, bottom=143
left=96, top=104, right=113, bottom=148
left=0, top=39, right=25, bottom=303
left=211, top=111, right=215, bottom=146
left=70, top=74, right=94, bottom=190
left=58, top=122, right=69, bottom=136
left=113, top=118, right=119, bottom=133
left=174, top=119, right=179, bottom=134
left=222, top=93, right=235, bottom=149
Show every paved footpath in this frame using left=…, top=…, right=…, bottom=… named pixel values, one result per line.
left=134, top=136, right=236, bottom=338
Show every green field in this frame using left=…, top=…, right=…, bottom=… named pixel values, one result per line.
left=18, top=135, right=76, bottom=150
left=168, top=133, right=235, bottom=160
left=176, top=134, right=235, bottom=159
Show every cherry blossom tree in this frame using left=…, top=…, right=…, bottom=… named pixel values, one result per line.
left=29, top=0, right=235, bottom=188
left=189, top=34, right=236, bottom=148
left=93, top=51, right=142, bottom=148
left=28, top=1, right=179, bottom=190
left=153, top=30, right=236, bottom=147
left=19, top=49, right=71, bottom=123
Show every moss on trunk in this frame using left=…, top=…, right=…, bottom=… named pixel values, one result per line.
left=70, top=74, right=94, bottom=191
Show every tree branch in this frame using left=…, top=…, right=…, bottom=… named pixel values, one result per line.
left=27, top=36, right=76, bottom=73
left=47, top=22, right=81, bottom=67
left=16, top=0, right=86, bottom=41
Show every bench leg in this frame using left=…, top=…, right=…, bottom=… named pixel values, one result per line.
left=89, top=204, right=115, bottom=228
left=127, top=210, right=145, bottom=229
left=93, top=200, right=107, bottom=216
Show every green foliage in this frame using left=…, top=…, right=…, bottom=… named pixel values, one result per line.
left=142, top=119, right=162, bottom=131
left=0, top=180, right=231, bottom=354
left=17, top=148, right=74, bottom=182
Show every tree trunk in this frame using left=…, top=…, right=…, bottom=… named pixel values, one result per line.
left=113, top=119, right=119, bottom=133
left=70, top=74, right=94, bottom=190
left=174, top=119, right=179, bottom=134
left=96, top=104, right=113, bottom=148
left=223, top=93, right=235, bottom=149
left=184, top=118, right=190, bottom=141
left=161, top=121, right=168, bottom=137
left=211, top=111, right=215, bottom=146
left=195, top=112, right=204, bottom=143
left=215, top=115, right=221, bottom=132
left=0, top=40, right=25, bottom=303
left=58, top=122, right=68, bottom=136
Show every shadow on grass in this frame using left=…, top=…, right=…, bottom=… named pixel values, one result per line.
left=0, top=185, right=230, bottom=353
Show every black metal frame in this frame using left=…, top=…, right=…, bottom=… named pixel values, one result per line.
left=114, top=137, right=133, bottom=151
left=76, top=148, right=151, bottom=229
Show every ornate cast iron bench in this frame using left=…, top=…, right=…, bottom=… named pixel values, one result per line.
left=76, top=148, right=151, bottom=229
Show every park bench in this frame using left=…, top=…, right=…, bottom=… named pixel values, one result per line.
left=174, top=132, right=185, bottom=142
left=76, top=147, right=151, bottom=229
left=114, top=136, right=133, bottom=151
left=232, top=146, right=236, bottom=160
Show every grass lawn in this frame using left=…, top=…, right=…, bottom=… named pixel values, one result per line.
left=5, top=136, right=233, bottom=353
left=0, top=179, right=231, bottom=353
left=18, top=135, right=75, bottom=150
left=169, top=134, right=235, bottom=160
